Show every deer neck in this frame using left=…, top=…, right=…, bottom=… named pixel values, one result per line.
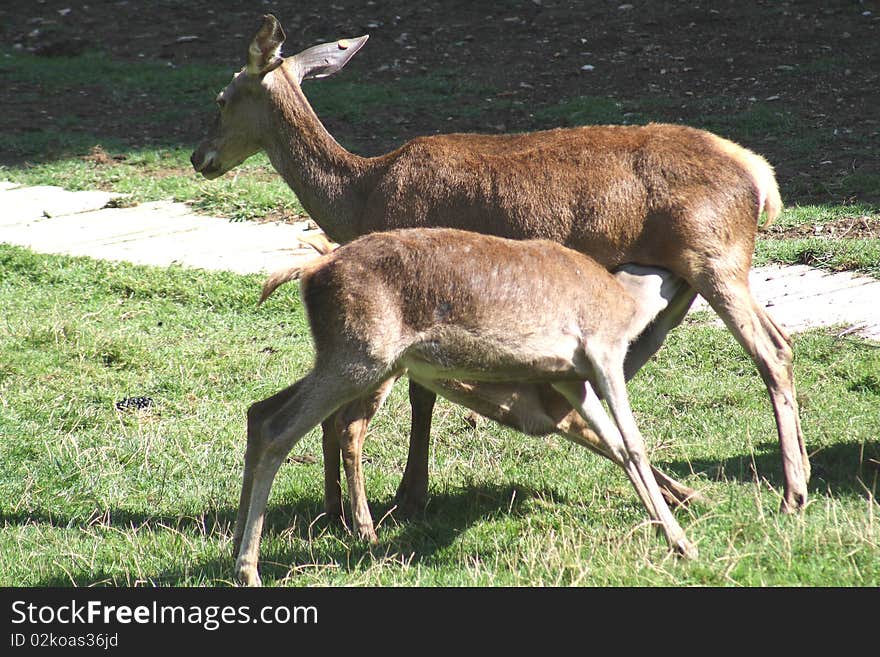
left=262, top=67, right=372, bottom=243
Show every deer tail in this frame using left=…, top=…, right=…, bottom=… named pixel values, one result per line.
left=710, top=134, right=783, bottom=228
left=259, top=265, right=306, bottom=305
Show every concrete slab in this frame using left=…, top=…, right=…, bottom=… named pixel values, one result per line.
left=0, top=185, right=120, bottom=225
left=0, top=195, right=322, bottom=276
left=694, top=265, right=880, bottom=341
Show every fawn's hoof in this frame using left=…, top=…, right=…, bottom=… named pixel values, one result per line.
left=662, top=486, right=704, bottom=509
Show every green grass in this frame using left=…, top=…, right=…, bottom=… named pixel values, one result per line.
left=0, top=48, right=493, bottom=220
left=534, top=96, right=626, bottom=127
left=1, top=147, right=306, bottom=222
left=0, top=50, right=230, bottom=162
left=1, top=50, right=230, bottom=98
left=0, top=245, right=877, bottom=586
left=307, top=71, right=488, bottom=125
left=755, top=238, right=880, bottom=277
left=755, top=204, right=880, bottom=278
left=0, top=45, right=490, bottom=149
left=549, top=95, right=804, bottom=143
left=768, top=204, right=878, bottom=229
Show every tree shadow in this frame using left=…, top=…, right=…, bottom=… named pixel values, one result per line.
left=2, top=2, right=878, bottom=206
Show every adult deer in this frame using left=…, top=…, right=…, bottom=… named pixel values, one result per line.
left=237, top=227, right=697, bottom=586
left=191, top=15, right=807, bottom=540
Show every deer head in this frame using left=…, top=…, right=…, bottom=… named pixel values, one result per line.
left=190, top=14, right=368, bottom=179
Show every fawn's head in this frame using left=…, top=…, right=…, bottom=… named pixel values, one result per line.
left=191, top=14, right=368, bottom=179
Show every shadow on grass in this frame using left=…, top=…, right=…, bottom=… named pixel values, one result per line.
left=6, top=441, right=875, bottom=586
left=654, top=439, right=880, bottom=501
left=6, top=482, right=541, bottom=586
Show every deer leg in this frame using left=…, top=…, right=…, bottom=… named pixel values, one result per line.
left=417, top=379, right=701, bottom=508
left=321, top=419, right=344, bottom=521
left=394, top=380, right=436, bottom=516
left=557, top=410, right=702, bottom=507
left=701, top=277, right=809, bottom=512
left=233, top=379, right=311, bottom=560
left=337, top=379, right=396, bottom=543
left=234, top=370, right=378, bottom=586
left=553, top=376, right=697, bottom=559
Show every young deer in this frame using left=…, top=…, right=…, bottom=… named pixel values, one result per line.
left=192, top=15, right=808, bottom=522
left=236, top=228, right=696, bottom=586
left=264, top=244, right=701, bottom=544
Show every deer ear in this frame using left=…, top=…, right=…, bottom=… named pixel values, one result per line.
left=290, top=35, right=369, bottom=82
left=247, top=14, right=286, bottom=75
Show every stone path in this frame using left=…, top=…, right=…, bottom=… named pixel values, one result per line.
left=0, top=182, right=321, bottom=275
left=1, top=182, right=879, bottom=342
left=694, top=264, right=880, bottom=341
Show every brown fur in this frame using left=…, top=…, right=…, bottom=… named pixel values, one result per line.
left=195, top=61, right=776, bottom=278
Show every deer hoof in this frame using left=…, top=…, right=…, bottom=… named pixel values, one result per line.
left=394, top=491, right=428, bottom=518
left=779, top=489, right=808, bottom=514
left=356, top=526, right=379, bottom=545
left=234, top=563, right=262, bottom=587
left=675, top=538, right=699, bottom=560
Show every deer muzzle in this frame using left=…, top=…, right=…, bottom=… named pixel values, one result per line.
left=190, top=147, right=223, bottom=179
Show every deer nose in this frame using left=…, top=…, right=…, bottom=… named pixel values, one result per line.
left=190, top=151, right=202, bottom=171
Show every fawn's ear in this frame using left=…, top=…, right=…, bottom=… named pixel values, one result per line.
left=247, top=14, right=286, bottom=75
left=290, top=35, right=369, bottom=82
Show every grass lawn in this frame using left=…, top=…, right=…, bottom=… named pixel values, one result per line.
left=1, top=244, right=877, bottom=586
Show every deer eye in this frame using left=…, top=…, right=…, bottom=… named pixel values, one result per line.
left=216, top=95, right=227, bottom=109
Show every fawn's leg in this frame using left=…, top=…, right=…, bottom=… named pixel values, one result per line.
left=235, top=371, right=375, bottom=586
left=553, top=375, right=697, bottom=559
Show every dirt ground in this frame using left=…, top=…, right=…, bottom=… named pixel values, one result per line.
left=2, top=0, right=878, bottom=205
